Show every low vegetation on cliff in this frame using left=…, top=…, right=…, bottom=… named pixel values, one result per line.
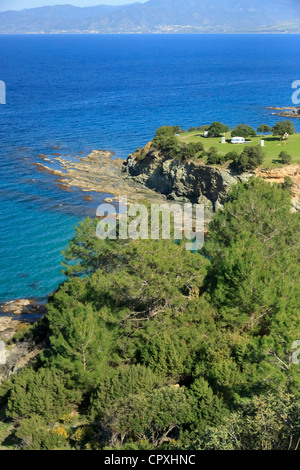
left=0, top=178, right=299, bottom=450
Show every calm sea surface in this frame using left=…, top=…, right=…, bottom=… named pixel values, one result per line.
left=0, top=34, right=299, bottom=302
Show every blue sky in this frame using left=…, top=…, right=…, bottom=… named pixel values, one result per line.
left=0, top=0, right=147, bottom=11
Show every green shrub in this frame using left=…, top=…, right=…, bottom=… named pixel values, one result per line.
left=206, top=147, right=226, bottom=165
left=177, top=142, right=204, bottom=161
left=207, top=122, right=230, bottom=137
left=257, top=124, right=272, bottom=136
left=15, top=415, right=49, bottom=450
left=231, top=145, right=264, bottom=173
left=197, top=125, right=210, bottom=132
left=231, top=124, right=257, bottom=139
left=282, top=176, right=293, bottom=192
left=272, top=121, right=295, bottom=139
left=90, top=365, right=164, bottom=421
left=279, top=151, right=292, bottom=165
left=6, top=368, right=76, bottom=421
left=225, top=150, right=239, bottom=162
left=98, top=386, right=193, bottom=448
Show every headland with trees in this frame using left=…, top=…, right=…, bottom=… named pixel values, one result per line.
left=146, top=120, right=299, bottom=173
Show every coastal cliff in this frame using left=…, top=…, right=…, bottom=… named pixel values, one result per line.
left=125, top=146, right=250, bottom=217
left=33, top=142, right=300, bottom=218
left=125, top=144, right=300, bottom=215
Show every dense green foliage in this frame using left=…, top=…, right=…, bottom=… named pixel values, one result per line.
left=151, top=126, right=203, bottom=161
left=151, top=126, right=181, bottom=156
left=206, top=146, right=227, bottom=165
left=257, top=124, right=272, bottom=136
left=0, top=178, right=299, bottom=450
left=231, top=145, right=265, bottom=173
left=282, top=176, right=294, bottom=192
left=197, top=125, right=209, bottom=132
left=207, top=122, right=230, bottom=137
left=192, top=392, right=300, bottom=450
left=279, top=150, right=292, bottom=165
left=272, top=121, right=295, bottom=139
left=231, top=124, right=257, bottom=139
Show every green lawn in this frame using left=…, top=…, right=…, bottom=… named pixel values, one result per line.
left=178, top=131, right=300, bottom=168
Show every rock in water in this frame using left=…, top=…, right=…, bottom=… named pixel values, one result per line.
left=267, top=106, right=300, bottom=118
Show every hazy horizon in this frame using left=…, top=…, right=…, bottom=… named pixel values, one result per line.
left=0, top=0, right=298, bottom=34
left=0, top=0, right=147, bottom=12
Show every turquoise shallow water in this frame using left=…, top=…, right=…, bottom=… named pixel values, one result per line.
left=0, top=34, right=299, bottom=302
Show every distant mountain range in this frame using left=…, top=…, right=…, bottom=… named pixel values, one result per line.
left=0, top=0, right=299, bottom=34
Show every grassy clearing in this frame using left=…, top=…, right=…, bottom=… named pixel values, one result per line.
left=178, top=131, right=300, bottom=168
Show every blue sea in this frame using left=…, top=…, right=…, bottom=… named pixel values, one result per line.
left=0, top=34, right=299, bottom=303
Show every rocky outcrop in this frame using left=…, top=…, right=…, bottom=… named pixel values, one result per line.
left=125, top=149, right=251, bottom=218
left=125, top=145, right=300, bottom=215
left=1, top=299, right=47, bottom=316
left=0, top=335, right=44, bottom=384
left=255, top=165, right=300, bottom=211
left=267, top=106, right=300, bottom=118
left=35, top=150, right=171, bottom=206
left=0, top=299, right=47, bottom=383
left=35, top=144, right=300, bottom=217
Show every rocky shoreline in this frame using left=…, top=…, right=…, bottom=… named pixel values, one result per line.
left=0, top=150, right=179, bottom=383
left=267, top=106, right=300, bottom=118
left=34, top=143, right=300, bottom=217
left=0, top=299, right=47, bottom=343
left=1, top=299, right=47, bottom=317
left=2, top=141, right=300, bottom=382
left=34, top=147, right=251, bottom=220
left=34, top=150, right=172, bottom=206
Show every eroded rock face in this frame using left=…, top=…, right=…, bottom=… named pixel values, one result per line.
left=0, top=300, right=47, bottom=383
left=255, top=165, right=300, bottom=211
left=126, top=146, right=300, bottom=215
left=125, top=150, right=245, bottom=218
left=0, top=317, right=20, bottom=341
